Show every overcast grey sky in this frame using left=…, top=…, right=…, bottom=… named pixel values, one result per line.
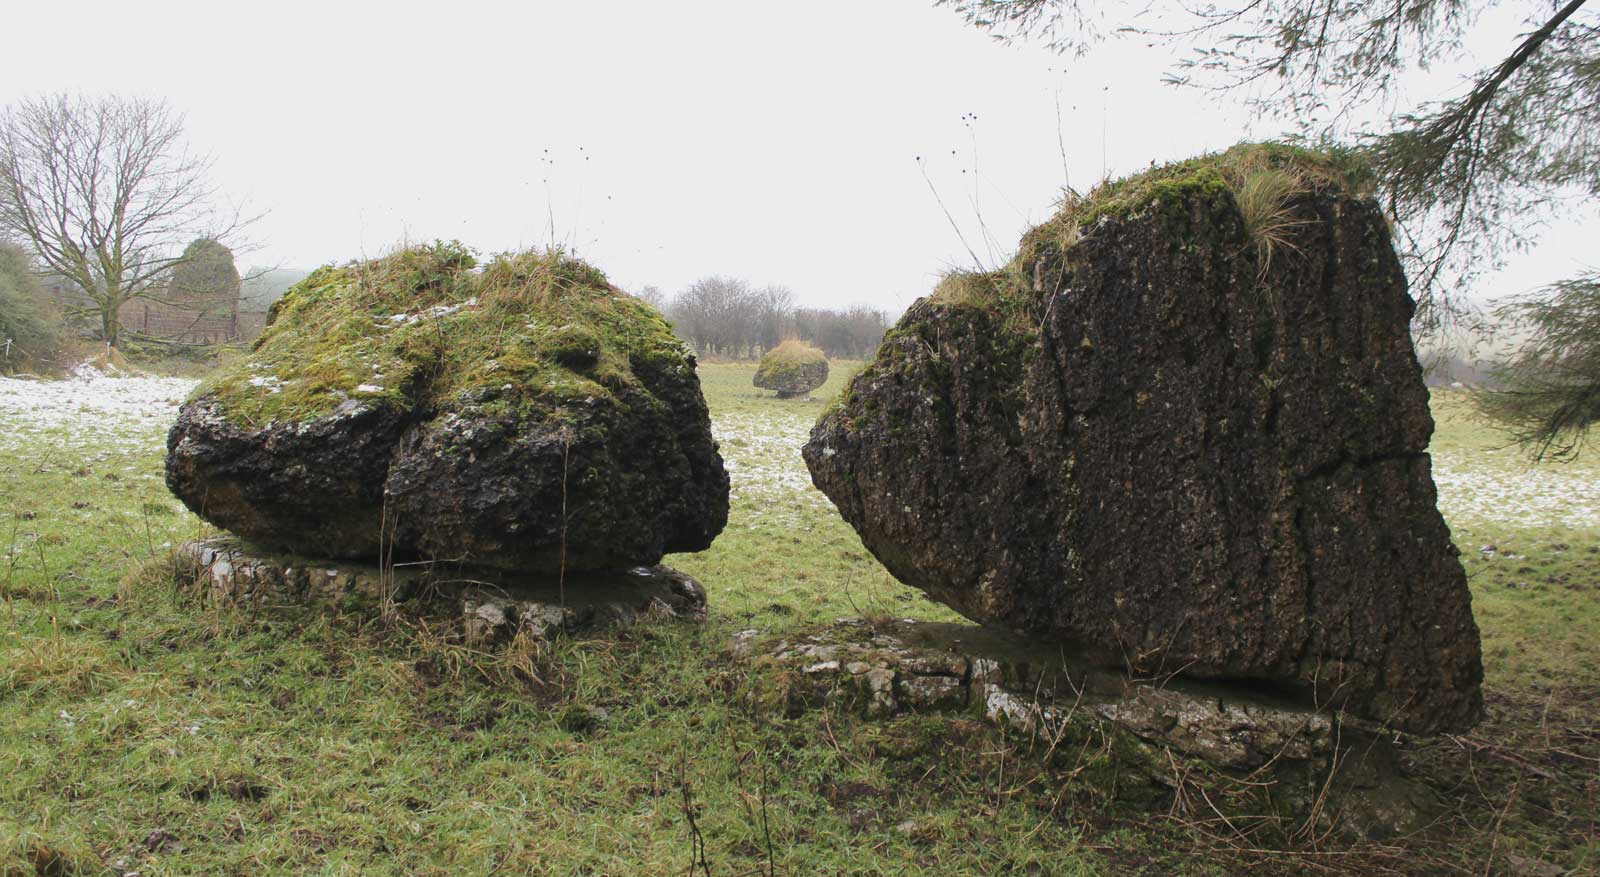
left=3, top=0, right=1593, bottom=314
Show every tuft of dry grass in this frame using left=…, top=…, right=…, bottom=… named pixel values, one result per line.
left=763, top=338, right=827, bottom=366
left=1234, top=165, right=1310, bottom=278
left=930, top=271, right=1003, bottom=308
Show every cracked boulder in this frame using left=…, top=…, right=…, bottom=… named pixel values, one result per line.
left=167, top=244, right=728, bottom=574
left=803, top=144, right=1483, bottom=734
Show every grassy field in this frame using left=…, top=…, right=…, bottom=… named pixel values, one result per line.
left=1, top=363, right=1596, bottom=875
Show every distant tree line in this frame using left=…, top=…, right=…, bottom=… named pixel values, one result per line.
left=639, top=276, right=889, bottom=360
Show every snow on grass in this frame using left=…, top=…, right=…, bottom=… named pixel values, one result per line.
left=0, top=369, right=197, bottom=456
left=1431, top=453, right=1600, bottom=531
left=711, top=410, right=832, bottom=524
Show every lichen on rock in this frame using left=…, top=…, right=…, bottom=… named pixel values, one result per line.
left=166, top=242, right=729, bottom=574
left=803, top=143, right=1483, bottom=735
left=754, top=339, right=829, bottom=399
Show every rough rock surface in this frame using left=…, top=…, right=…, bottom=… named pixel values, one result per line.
left=173, top=537, right=707, bottom=640
left=803, top=146, right=1482, bottom=734
left=167, top=245, right=728, bottom=574
left=754, top=341, right=829, bottom=399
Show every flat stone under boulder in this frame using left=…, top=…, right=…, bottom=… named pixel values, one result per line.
left=173, top=537, right=707, bottom=642
left=737, top=618, right=1440, bottom=839
left=803, top=144, right=1483, bottom=735
left=166, top=244, right=728, bottom=575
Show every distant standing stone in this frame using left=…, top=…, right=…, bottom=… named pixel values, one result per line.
left=754, top=340, right=829, bottom=399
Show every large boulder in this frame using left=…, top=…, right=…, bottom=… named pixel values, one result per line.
left=168, top=243, right=729, bottom=573
left=803, top=144, right=1483, bottom=735
left=754, top=340, right=829, bottom=398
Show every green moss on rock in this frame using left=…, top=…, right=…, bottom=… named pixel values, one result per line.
left=197, top=242, right=688, bottom=426
left=167, top=242, right=728, bottom=572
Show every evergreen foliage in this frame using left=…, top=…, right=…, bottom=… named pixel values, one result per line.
left=0, top=241, right=62, bottom=372
left=1476, top=272, right=1600, bottom=461
left=939, top=0, right=1600, bottom=334
left=167, top=238, right=240, bottom=303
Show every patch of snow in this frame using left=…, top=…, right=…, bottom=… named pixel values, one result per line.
left=248, top=375, right=283, bottom=393
left=1432, top=455, right=1600, bottom=530
left=0, top=372, right=197, bottom=455
left=383, top=297, right=481, bottom=327
left=710, top=410, right=835, bottom=525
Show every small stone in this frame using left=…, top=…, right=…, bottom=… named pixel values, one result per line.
left=141, top=828, right=177, bottom=852
left=515, top=602, right=570, bottom=640
left=474, top=602, right=509, bottom=627
left=172, top=539, right=707, bottom=642
left=900, top=653, right=967, bottom=678
left=730, top=630, right=761, bottom=658
left=863, top=668, right=897, bottom=717
left=970, top=658, right=1003, bottom=685
left=980, top=687, right=1048, bottom=731
left=898, top=674, right=966, bottom=710
left=1094, top=687, right=1331, bottom=770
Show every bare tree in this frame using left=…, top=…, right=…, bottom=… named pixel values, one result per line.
left=754, top=284, right=796, bottom=352
left=0, top=94, right=247, bottom=347
left=659, top=275, right=888, bottom=360
left=673, top=276, right=760, bottom=358
left=793, top=305, right=889, bottom=359
left=633, top=284, right=670, bottom=312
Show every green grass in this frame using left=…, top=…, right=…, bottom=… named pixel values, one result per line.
left=1429, top=391, right=1600, bottom=699
left=1, top=370, right=1596, bottom=875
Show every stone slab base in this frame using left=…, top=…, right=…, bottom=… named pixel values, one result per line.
left=736, top=618, right=1437, bottom=838
left=173, top=537, right=707, bottom=643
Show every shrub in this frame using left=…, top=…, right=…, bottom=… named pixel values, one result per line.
left=0, top=242, right=63, bottom=373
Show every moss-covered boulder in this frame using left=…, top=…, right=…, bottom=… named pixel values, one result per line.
left=802, top=144, right=1483, bottom=735
left=166, top=243, right=729, bottom=573
left=754, top=339, right=829, bottom=398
